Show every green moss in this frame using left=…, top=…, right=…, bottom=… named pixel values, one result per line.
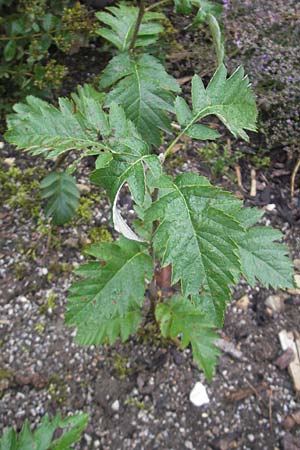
left=79, top=380, right=89, bottom=389
left=38, top=291, right=57, bottom=315
left=47, top=374, right=68, bottom=405
left=0, top=368, right=14, bottom=381
left=14, top=263, right=28, bottom=281
left=36, top=218, right=60, bottom=249
left=34, top=322, right=45, bottom=334
left=88, top=226, right=112, bottom=243
left=166, top=154, right=186, bottom=170
left=76, top=197, right=94, bottom=223
left=137, top=322, right=166, bottom=347
left=76, top=191, right=102, bottom=224
left=251, top=149, right=271, bottom=169
left=0, top=159, right=44, bottom=219
left=124, top=397, right=146, bottom=410
left=44, top=261, right=72, bottom=284
left=47, top=292, right=56, bottom=310
left=161, top=16, right=184, bottom=52
left=112, top=354, right=132, bottom=379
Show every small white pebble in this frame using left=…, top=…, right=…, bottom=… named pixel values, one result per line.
left=111, top=400, right=120, bottom=412
left=248, top=434, right=255, bottom=442
left=265, top=203, right=276, bottom=212
left=84, top=434, right=92, bottom=445
left=189, top=382, right=209, bottom=407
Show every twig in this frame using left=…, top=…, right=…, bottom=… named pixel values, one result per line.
left=172, top=337, right=182, bottom=349
left=176, top=75, right=193, bottom=86
left=215, top=338, right=246, bottom=361
left=234, top=163, right=244, bottom=190
left=54, top=152, right=69, bottom=169
left=250, top=168, right=256, bottom=197
left=227, top=382, right=267, bottom=402
left=245, top=379, right=263, bottom=400
left=291, top=154, right=300, bottom=199
left=145, top=0, right=170, bottom=11
left=149, top=188, right=159, bottom=315
left=129, top=0, right=145, bottom=52
left=245, top=379, right=268, bottom=408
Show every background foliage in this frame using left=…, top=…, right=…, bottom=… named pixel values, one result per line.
left=0, top=0, right=96, bottom=118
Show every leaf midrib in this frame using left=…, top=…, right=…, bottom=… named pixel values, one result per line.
left=172, top=183, right=209, bottom=291
left=70, top=250, right=147, bottom=320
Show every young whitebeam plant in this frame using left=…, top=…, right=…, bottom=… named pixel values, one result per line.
left=4, top=2, right=295, bottom=380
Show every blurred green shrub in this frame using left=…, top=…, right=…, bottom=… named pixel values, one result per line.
left=0, top=0, right=97, bottom=117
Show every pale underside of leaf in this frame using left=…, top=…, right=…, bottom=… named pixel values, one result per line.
left=113, top=183, right=146, bottom=242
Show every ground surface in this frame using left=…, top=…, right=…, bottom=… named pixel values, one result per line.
left=0, top=0, right=300, bottom=449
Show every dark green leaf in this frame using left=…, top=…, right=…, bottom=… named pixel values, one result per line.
left=95, top=4, right=164, bottom=51
left=42, top=13, right=59, bottom=32
left=145, top=172, right=244, bottom=326
left=40, top=172, right=80, bottom=225
left=100, top=52, right=180, bottom=146
left=90, top=102, right=162, bottom=206
left=156, top=296, right=220, bottom=380
left=4, top=40, right=17, bottom=62
left=66, top=238, right=152, bottom=344
left=0, top=413, right=88, bottom=450
left=175, top=65, right=257, bottom=142
left=237, top=227, right=295, bottom=289
left=5, top=85, right=106, bottom=158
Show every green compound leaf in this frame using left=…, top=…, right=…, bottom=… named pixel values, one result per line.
left=100, top=52, right=180, bottom=146
left=66, top=238, right=152, bottom=344
left=175, top=65, right=258, bottom=142
left=95, top=4, right=164, bottom=51
left=145, top=172, right=244, bottom=326
left=237, top=227, right=295, bottom=289
left=0, top=413, right=88, bottom=450
left=90, top=102, right=162, bottom=206
left=4, top=85, right=106, bottom=158
left=155, top=296, right=220, bottom=380
left=215, top=203, right=295, bottom=290
left=40, top=172, right=80, bottom=225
